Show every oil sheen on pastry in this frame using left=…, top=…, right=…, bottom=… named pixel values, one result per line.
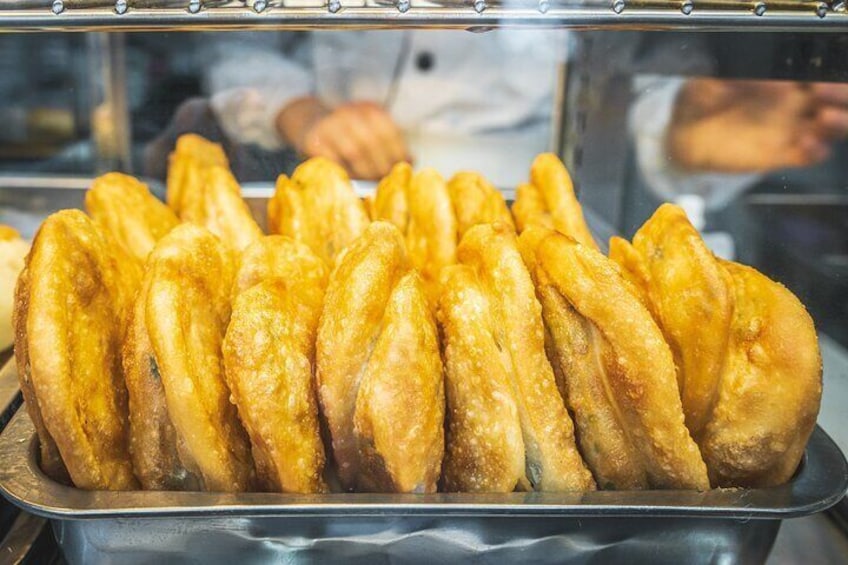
left=512, top=153, right=597, bottom=250
left=522, top=226, right=709, bottom=490
left=145, top=224, right=255, bottom=492
left=454, top=223, right=595, bottom=492
left=316, top=222, right=444, bottom=493
left=14, top=210, right=136, bottom=490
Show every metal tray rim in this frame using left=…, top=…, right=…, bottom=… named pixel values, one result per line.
left=1, top=406, right=846, bottom=522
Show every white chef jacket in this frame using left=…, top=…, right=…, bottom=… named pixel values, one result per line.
left=206, top=30, right=568, bottom=188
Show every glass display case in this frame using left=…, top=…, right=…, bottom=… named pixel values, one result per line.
left=0, top=4, right=847, bottom=563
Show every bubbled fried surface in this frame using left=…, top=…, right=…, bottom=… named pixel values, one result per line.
left=512, top=154, right=598, bottom=251
left=267, top=157, right=370, bottom=266
left=368, top=165, right=457, bottom=304
left=179, top=166, right=263, bottom=253
left=456, top=223, right=595, bottom=492
left=624, top=204, right=735, bottom=440
left=438, top=264, right=526, bottom=493
left=145, top=224, right=255, bottom=492
left=123, top=274, right=198, bottom=491
left=166, top=134, right=230, bottom=215
left=447, top=171, right=515, bottom=238
left=701, top=261, right=821, bottom=488
left=15, top=210, right=136, bottom=490
left=316, top=222, right=444, bottom=493
left=526, top=227, right=709, bottom=490
left=85, top=173, right=179, bottom=264
left=223, top=278, right=327, bottom=493
left=232, top=236, right=328, bottom=299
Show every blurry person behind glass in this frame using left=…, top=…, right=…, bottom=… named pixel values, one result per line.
left=203, top=30, right=567, bottom=187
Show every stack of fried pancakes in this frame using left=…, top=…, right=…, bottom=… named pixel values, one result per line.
left=14, top=135, right=821, bottom=493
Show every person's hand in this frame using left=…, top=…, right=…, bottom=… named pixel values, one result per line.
left=667, top=79, right=848, bottom=174
left=276, top=97, right=409, bottom=180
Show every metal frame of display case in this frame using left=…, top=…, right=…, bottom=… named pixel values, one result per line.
left=0, top=0, right=846, bottom=32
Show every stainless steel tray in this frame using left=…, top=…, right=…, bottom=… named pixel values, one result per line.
left=0, top=390, right=846, bottom=562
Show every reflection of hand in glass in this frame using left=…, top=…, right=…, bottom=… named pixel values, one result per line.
left=276, top=97, right=409, bottom=180
left=667, top=79, right=848, bottom=173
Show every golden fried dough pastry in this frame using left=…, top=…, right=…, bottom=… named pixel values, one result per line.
left=221, top=236, right=328, bottom=493
left=616, top=204, right=734, bottom=439
left=232, top=235, right=328, bottom=298
left=224, top=278, right=327, bottom=493
left=700, top=261, right=821, bottom=487
left=166, top=133, right=229, bottom=215
left=144, top=224, right=255, bottom=492
left=438, top=265, right=526, bottom=492
left=268, top=157, right=370, bottom=265
left=521, top=227, right=710, bottom=490
left=13, top=266, right=70, bottom=484
left=123, top=274, right=199, bottom=491
left=614, top=204, right=822, bottom=487
left=179, top=165, right=263, bottom=252
left=14, top=210, right=136, bottom=490
left=447, top=171, right=514, bottom=238
left=316, top=222, right=444, bottom=492
left=85, top=172, right=179, bottom=264
left=454, top=223, right=595, bottom=492
left=370, top=164, right=457, bottom=300
left=512, top=153, right=598, bottom=250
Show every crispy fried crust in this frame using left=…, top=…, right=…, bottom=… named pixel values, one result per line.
left=370, top=165, right=457, bottom=302
left=512, top=154, right=597, bottom=250
left=233, top=236, right=328, bottom=299
left=701, top=261, right=821, bottom=488
left=145, top=224, right=255, bottom=492
left=438, top=265, right=526, bottom=492
left=267, top=157, right=370, bottom=265
left=447, top=172, right=514, bottom=238
left=525, top=227, right=710, bottom=490
left=123, top=275, right=199, bottom=491
left=179, top=166, right=263, bottom=252
left=624, top=204, right=735, bottom=440
left=224, top=278, right=327, bottom=493
left=13, top=266, right=70, bottom=484
left=457, top=223, right=595, bottom=492
left=85, top=173, right=179, bottom=264
left=316, top=222, right=444, bottom=492
left=16, top=210, right=136, bottom=490
left=166, top=134, right=230, bottom=214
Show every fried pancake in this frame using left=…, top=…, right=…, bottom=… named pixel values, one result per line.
left=616, top=204, right=822, bottom=487
left=316, top=222, right=444, bottom=492
left=447, top=171, right=514, bottom=238
left=85, top=173, right=179, bottom=264
left=456, top=223, right=594, bottom=492
left=267, top=157, right=370, bottom=266
left=700, top=261, right=821, bottom=487
left=14, top=210, right=136, bottom=490
left=232, top=235, right=328, bottom=299
left=166, top=133, right=230, bottom=215
left=179, top=165, right=263, bottom=253
left=145, top=224, right=254, bottom=492
left=224, top=277, right=327, bottom=493
left=522, top=227, right=710, bottom=490
left=620, top=204, right=735, bottom=440
left=512, top=153, right=598, bottom=250
left=370, top=164, right=457, bottom=302
left=13, top=266, right=70, bottom=484
left=123, top=274, right=199, bottom=491
left=438, top=265, right=526, bottom=492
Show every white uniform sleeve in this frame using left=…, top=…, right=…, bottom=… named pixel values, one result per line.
left=629, top=75, right=760, bottom=210
left=203, top=33, right=314, bottom=151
